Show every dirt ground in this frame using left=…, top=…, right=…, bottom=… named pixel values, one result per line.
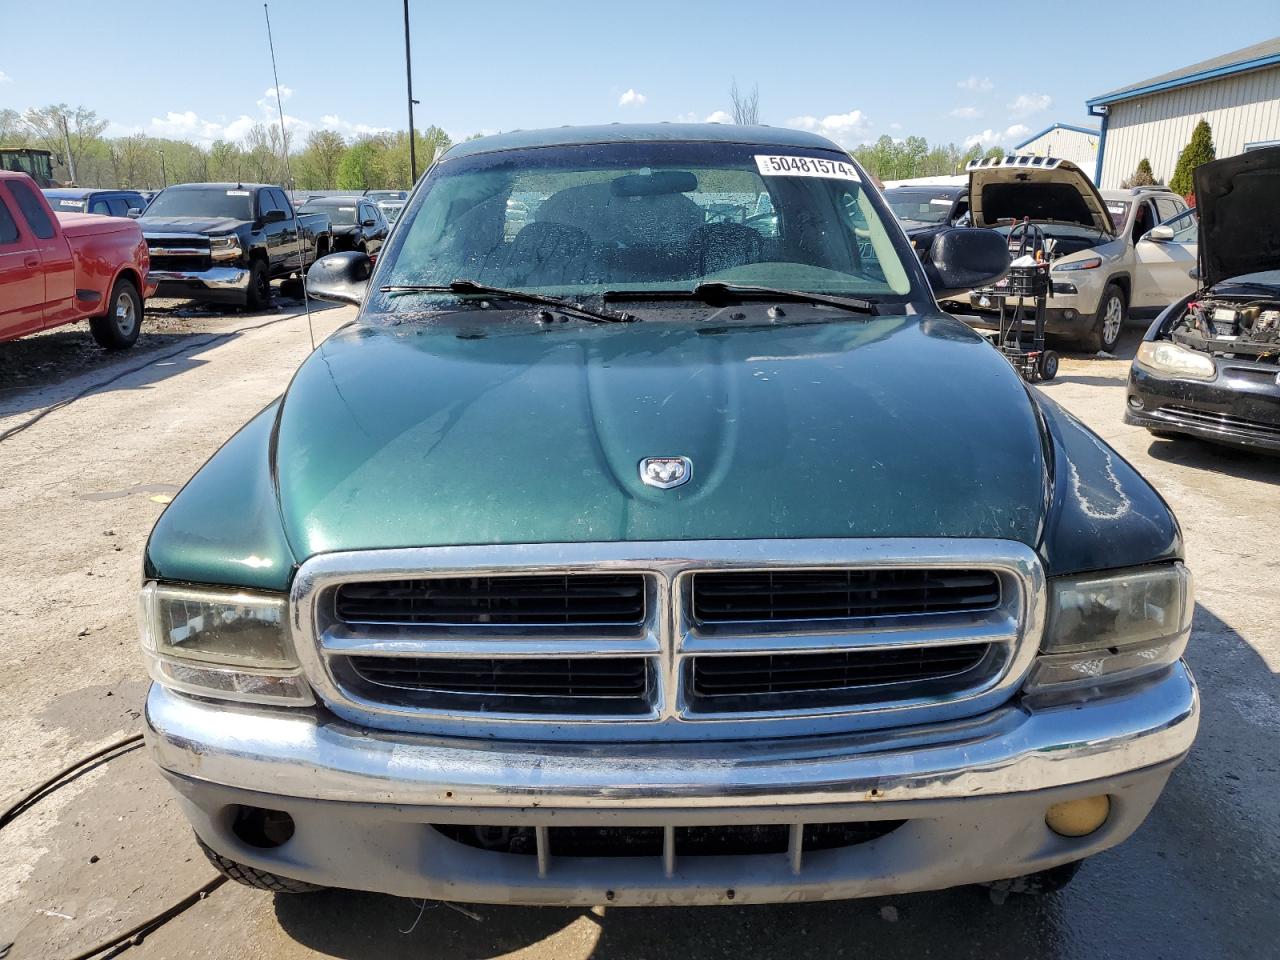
left=1, top=302, right=1277, bottom=960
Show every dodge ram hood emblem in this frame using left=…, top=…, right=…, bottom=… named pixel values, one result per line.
left=639, top=456, right=692, bottom=489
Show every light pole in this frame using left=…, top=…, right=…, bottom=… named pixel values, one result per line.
left=403, top=0, right=418, bottom=184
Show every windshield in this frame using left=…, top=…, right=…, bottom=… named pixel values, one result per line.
left=885, top=190, right=956, bottom=224
left=46, top=195, right=87, bottom=212
left=301, top=201, right=358, bottom=225
left=379, top=202, right=404, bottom=223
left=1105, top=200, right=1131, bottom=231
left=374, top=141, right=914, bottom=304
left=144, top=187, right=254, bottom=221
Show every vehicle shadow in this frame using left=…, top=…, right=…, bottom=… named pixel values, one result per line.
left=1144, top=434, right=1280, bottom=483
left=270, top=603, right=1280, bottom=960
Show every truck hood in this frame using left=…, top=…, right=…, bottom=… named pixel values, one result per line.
left=137, top=216, right=246, bottom=235
left=1194, top=144, right=1280, bottom=288
left=271, top=310, right=1049, bottom=557
left=968, top=156, right=1114, bottom=236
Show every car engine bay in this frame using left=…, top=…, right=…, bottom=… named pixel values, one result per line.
left=1168, top=297, right=1280, bottom=363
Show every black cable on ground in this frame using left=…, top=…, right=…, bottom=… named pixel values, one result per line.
left=1, top=733, right=228, bottom=959
left=65, top=876, right=227, bottom=960
left=0, top=309, right=313, bottom=445
left=0, top=734, right=144, bottom=829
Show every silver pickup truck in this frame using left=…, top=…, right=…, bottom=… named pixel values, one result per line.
left=141, top=124, right=1199, bottom=908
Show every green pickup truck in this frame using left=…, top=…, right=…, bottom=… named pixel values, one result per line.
left=140, top=124, right=1198, bottom=907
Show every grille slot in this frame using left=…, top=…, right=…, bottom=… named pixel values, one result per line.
left=691, top=569, right=1000, bottom=624
left=335, top=574, right=646, bottom=627
left=690, top=644, right=990, bottom=699
left=1160, top=405, right=1280, bottom=439
left=434, top=821, right=905, bottom=858
left=348, top=655, right=649, bottom=699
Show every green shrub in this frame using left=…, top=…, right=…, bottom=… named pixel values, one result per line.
left=1169, top=120, right=1215, bottom=199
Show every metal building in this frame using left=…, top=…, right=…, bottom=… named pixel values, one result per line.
left=1088, top=37, right=1280, bottom=189
left=1012, top=124, right=1101, bottom=175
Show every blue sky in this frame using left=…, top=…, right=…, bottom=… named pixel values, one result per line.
left=1, top=1, right=1275, bottom=150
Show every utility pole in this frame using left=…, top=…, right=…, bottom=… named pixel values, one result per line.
left=60, top=114, right=77, bottom=185
left=403, top=0, right=419, bottom=184
left=158, top=149, right=168, bottom=187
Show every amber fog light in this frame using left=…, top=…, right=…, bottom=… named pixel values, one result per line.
left=1045, top=795, right=1110, bottom=837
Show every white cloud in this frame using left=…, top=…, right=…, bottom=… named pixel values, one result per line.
left=263, top=85, right=293, bottom=103
left=1007, top=93, right=1051, bottom=119
left=320, top=113, right=390, bottom=137
left=950, top=106, right=982, bottom=119
left=785, top=109, right=870, bottom=146
left=705, top=110, right=733, bottom=124
left=618, top=88, right=647, bottom=107
left=963, top=124, right=1031, bottom=149
left=889, top=122, right=902, bottom=131
left=958, top=76, right=994, bottom=92
left=0, top=70, right=11, bottom=84
left=148, top=110, right=227, bottom=144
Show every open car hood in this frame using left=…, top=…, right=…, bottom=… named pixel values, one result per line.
left=1194, top=144, right=1280, bottom=288
left=967, top=156, right=1114, bottom=236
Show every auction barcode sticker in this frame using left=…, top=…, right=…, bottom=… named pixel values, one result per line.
left=227, top=189, right=251, bottom=196
left=755, top=155, right=860, bottom=181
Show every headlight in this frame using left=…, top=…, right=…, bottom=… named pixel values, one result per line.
left=209, top=235, right=242, bottom=261
left=1135, top=340, right=1216, bottom=381
left=1053, top=256, right=1102, bottom=272
left=1025, top=563, right=1193, bottom=694
left=139, top=583, right=312, bottom=704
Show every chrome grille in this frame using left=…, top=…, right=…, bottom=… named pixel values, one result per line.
left=348, top=655, right=649, bottom=699
left=1160, top=405, right=1280, bottom=440
left=293, top=540, right=1045, bottom=740
left=691, top=569, right=1000, bottom=623
left=335, top=573, right=645, bottom=626
left=689, top=644, right=991, bottom=699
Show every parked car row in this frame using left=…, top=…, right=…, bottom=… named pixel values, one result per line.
left=884, top=149, right=1278, bottom=456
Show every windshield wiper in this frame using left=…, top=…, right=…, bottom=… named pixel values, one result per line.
left=602, top=282, right=877, bottom=315
left=378, top=280, right=638, bottom=324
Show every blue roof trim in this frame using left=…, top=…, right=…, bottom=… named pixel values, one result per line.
left=1087, top=52, right=1280, bottom=106
left=1013, top=123, right=1100, bottom=149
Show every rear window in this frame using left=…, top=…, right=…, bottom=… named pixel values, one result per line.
left=7, top=179, right=55, bottom=239
left=48, top=196, right=87, bottom=212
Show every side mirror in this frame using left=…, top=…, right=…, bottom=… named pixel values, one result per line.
left=261, top=208, right=288, bottom=224
left=923, top=228, right=1011, bottom=300
left=360, top=217, right=377, bottom=227
left=1189, top=265, right=1201, bottom=281
left=127, top=207, right=142, bottom=218
left=1146, top=224, right=1175, bottom=242
left=305, top=251, right=372, bottom=306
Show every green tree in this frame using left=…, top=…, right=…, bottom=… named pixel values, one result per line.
left=1122, top=158, right=1158, bottom=189
left=1170, top=119, right=1214, bottom=199
left=336, top=140, right=379, bottom=190
left=296, top=129, right=347, bottom=189
left=20, top=104, right=108, bottom=184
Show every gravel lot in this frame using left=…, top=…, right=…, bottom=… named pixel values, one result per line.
left=1, top=302, right=1277, bottom=960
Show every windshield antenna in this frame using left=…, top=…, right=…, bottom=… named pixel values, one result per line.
left=263, top=2, right=315, bottom=350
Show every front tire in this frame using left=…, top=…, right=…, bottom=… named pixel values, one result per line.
left=195, top=835, right=323, bottom=894
left=245, top=258, right=273, bottom=311
left=89, top=278, right=142, bottom=350
left=1084, top=284, right=1125, bottom=353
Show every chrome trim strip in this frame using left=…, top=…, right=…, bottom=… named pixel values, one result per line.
left=291, top=539, right=1045, bottom=740
left=145, top=661, right=1198, bottom=808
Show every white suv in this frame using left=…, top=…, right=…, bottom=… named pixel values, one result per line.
left=964, top=157, right=1195, bottom=352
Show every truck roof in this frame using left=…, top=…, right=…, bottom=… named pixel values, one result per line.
left=443, top=123, right=844, bottom=162
left=163, top=182, right=277, bottom=191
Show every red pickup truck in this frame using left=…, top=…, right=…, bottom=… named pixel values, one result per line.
left=0, top=171, right=155, bottom=349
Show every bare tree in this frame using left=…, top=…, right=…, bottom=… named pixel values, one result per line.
left=21, top=104, right=108, bottom=183
left=730, top=80, right=759, bottom=126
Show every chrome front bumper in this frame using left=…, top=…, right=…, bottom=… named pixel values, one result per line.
left=148, top=266, right=250, bottom=303
left=146, top=663, right=1198, bottom=903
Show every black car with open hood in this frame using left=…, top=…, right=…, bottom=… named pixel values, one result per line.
left=1125, top=145, right=1280, bottom=452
